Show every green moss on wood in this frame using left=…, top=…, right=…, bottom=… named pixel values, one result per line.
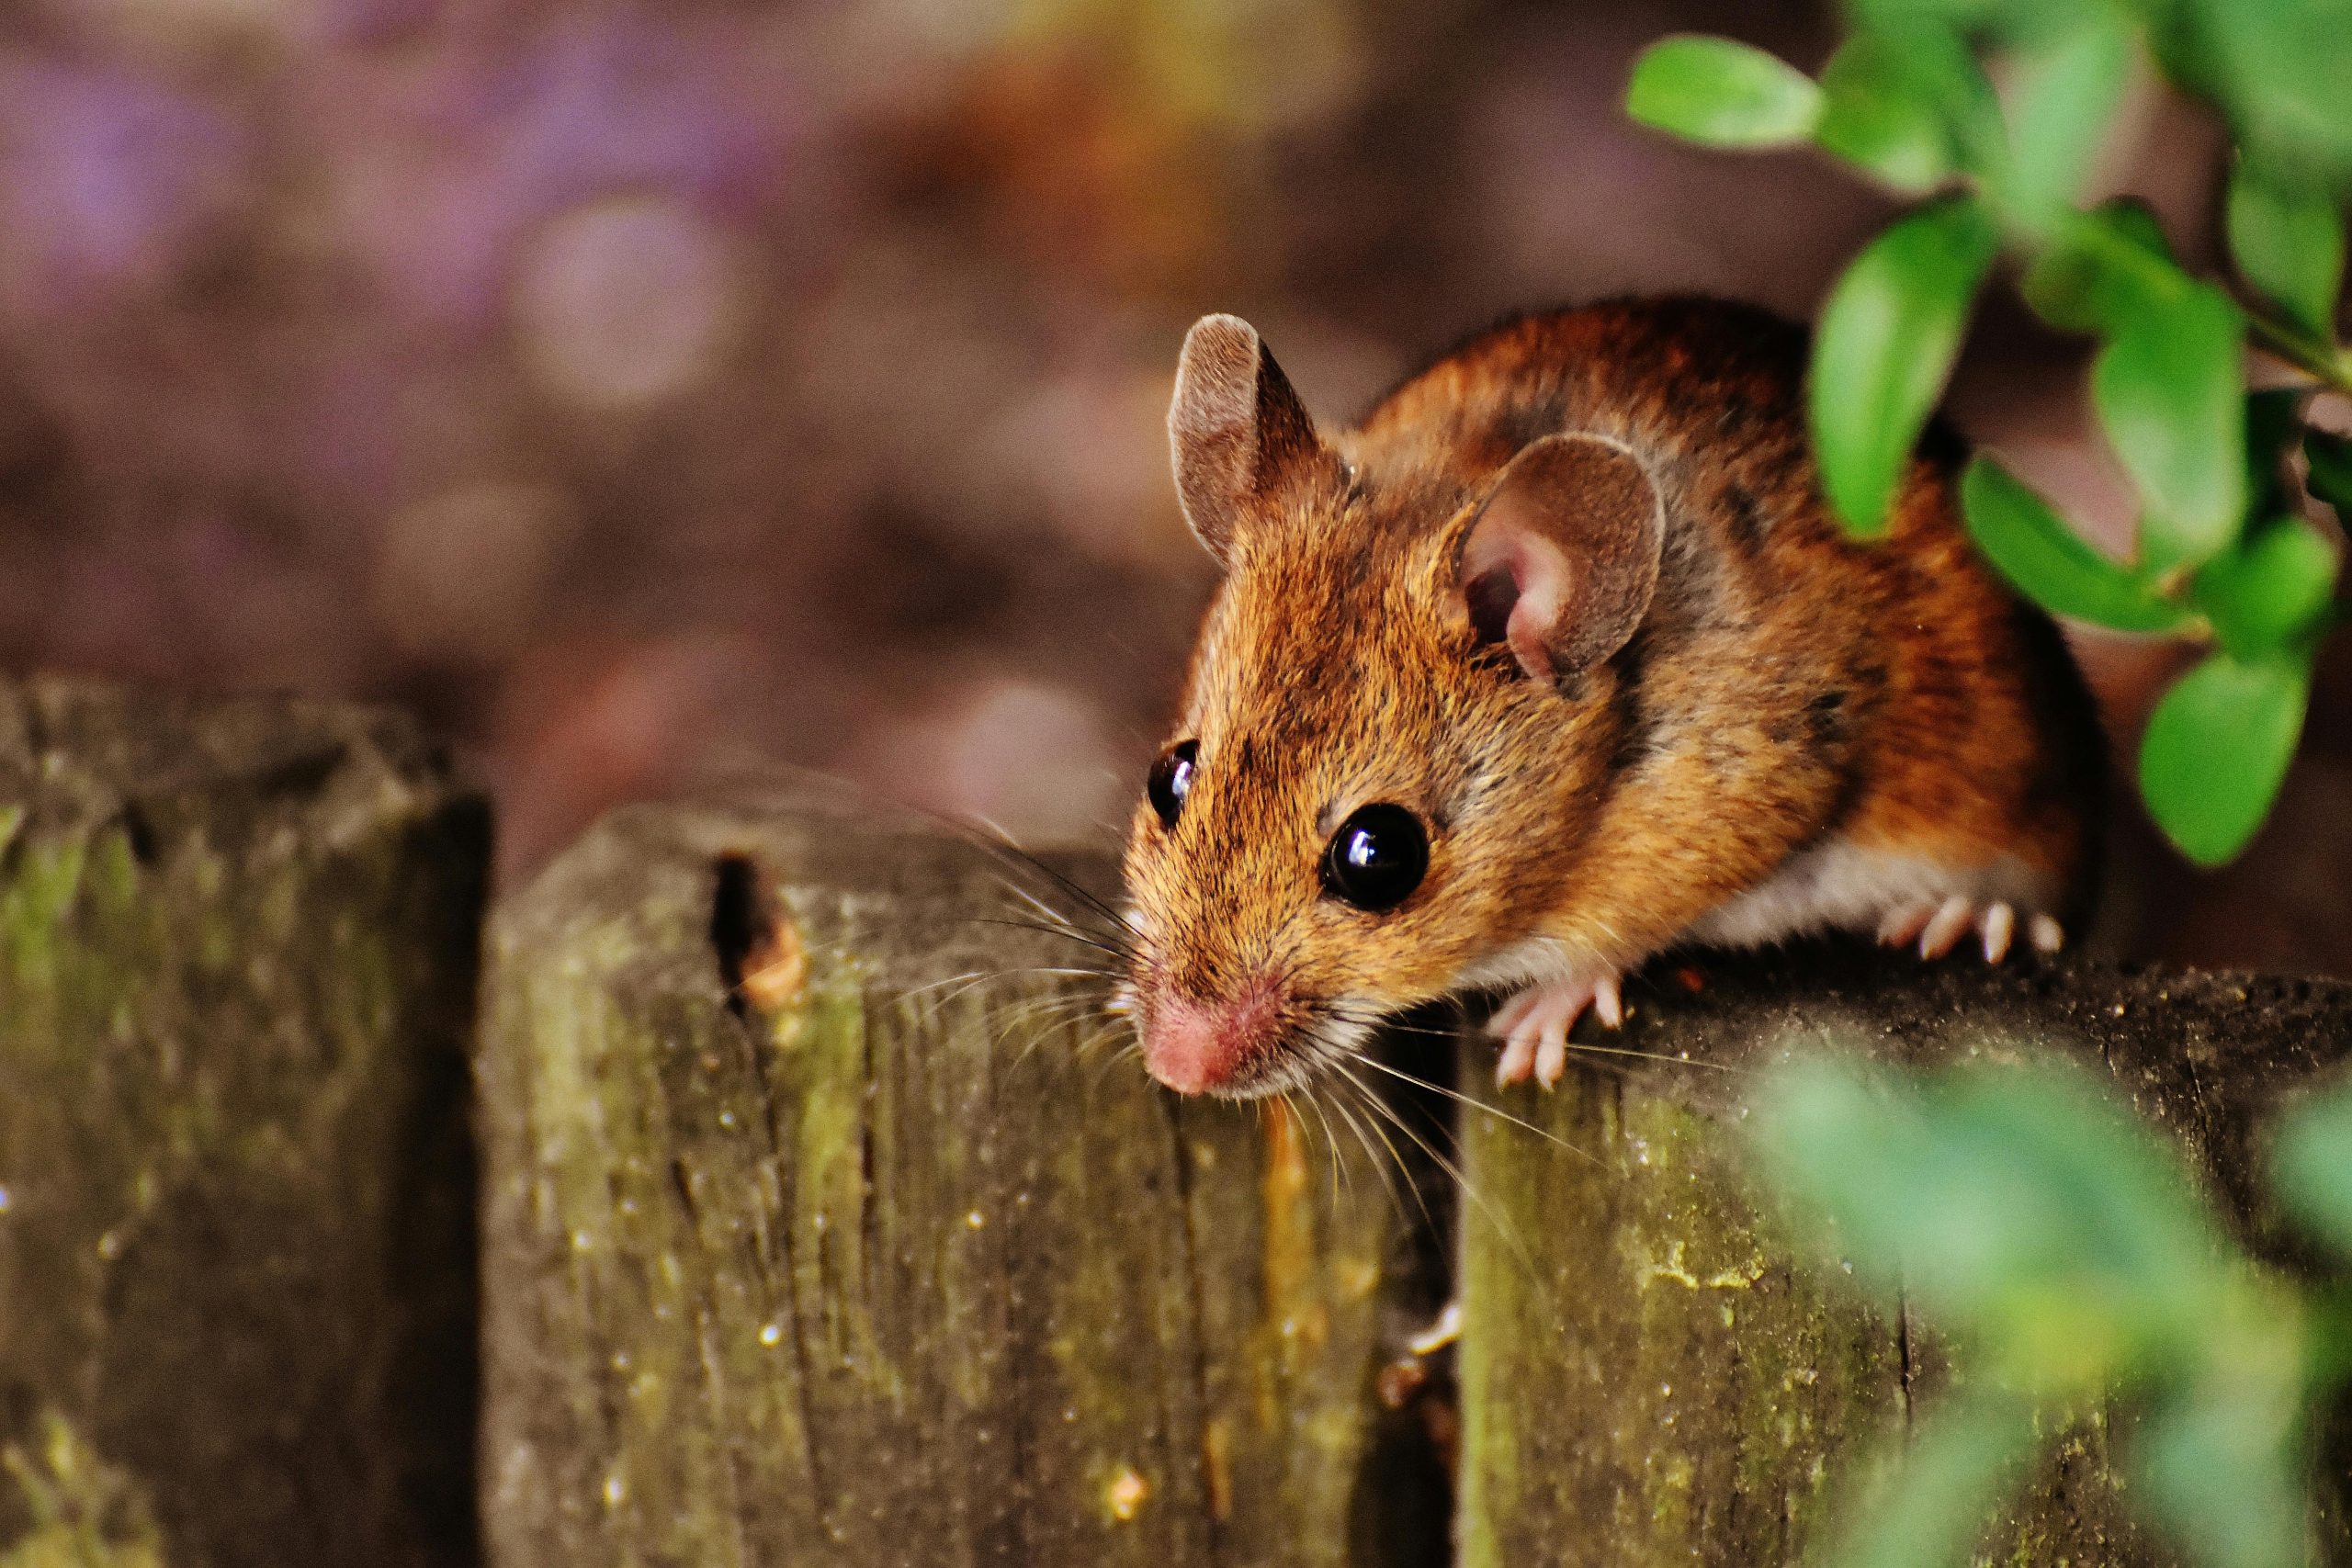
left=0, top=679, right=487, bottom=1568
left=0, top=1412, right=164, bottom=1568
left=1457, top=946, right=2352, bottom=1568
left=481, top=795, right=1437, bottom=1568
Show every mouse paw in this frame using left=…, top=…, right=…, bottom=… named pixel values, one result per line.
left=1877, top=898, right=2065, bottom=962
left=1487, top=972, right=1624, bottom=1090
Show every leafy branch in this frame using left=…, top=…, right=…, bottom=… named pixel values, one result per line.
left=1754, top=1049, right=2352, bottom=1568
left=1626, top=0, right=2352, bottom=865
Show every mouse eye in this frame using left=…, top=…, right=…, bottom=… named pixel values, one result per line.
left=1321, top=804, right=1429, bottom=912
left=1147, top=740, right=1199, bottom=828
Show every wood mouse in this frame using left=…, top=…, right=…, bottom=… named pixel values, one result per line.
left=1118, top=298, right=2102, bottom=1098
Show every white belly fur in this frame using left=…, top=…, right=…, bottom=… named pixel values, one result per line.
left=1681, top=837, right=2054, bottom=950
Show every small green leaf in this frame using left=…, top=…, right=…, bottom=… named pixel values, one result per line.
left=1626, top=36, right=1823, bottom=147
left=2309, top=429, right=2352, bottom=516
left=1810, top=197, right=1998, bottom=535
left=2020, top=200, right=2186, bottom=336
left=2134, top=1378, right=2312, bottom=1568
left=2157, top=7, right=2352, bottom=191
left=2271, top=1074, right=2352, bottom=1258
left=2196, top=516, right=2339, bottom=656
left=2225, top=157, right=2346, bottom=339
left=1815, top=26, right=2003, bottom=192
left=2195, top=516, right=2337, bottom=658
left=2091, top=284, right=2248, bottom=566
left=1996, top=18, right=2132, bottom=229
left=1846, top=0, right=2087, bottom=43
left=1826, top=1389, right=2040, bottom=1568
left=1752, top=1055, right=2222, bottom=1368
left=2139, top=649, right=2312, bottom=865
left=1961, top=457, right=2184, bottom=631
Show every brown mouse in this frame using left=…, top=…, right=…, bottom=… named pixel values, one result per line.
left=1117, top=298, right=2101, bottom=1098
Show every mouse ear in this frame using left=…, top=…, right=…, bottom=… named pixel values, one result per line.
left=1456, top=433, right=1664, bottom=682
left=1169, top=314, right=1326, bottom=567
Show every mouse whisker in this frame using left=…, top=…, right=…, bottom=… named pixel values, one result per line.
left=1282, top=1088, right=1351, bottom=1207
left=989, top=877, right=1139, bottom=959
left=1322, top=1070, right=1439, bottom=1240
left=1325, top=1003, right=1752, bottom=1078
left=1343, top=1049, right=1605, bottom=1168
left=961, top=916, right=1135, bottom=964
left=978, top=837, right=1134, bottom=935
left=1329, top=1058, right=1537, bottom=1277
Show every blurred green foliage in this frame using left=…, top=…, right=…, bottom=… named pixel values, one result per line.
left=1626, top=0, right=2352, bottom=867
left=1754, top=1050, right=2352, bottom=1568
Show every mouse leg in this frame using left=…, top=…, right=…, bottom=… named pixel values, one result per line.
left=1488, top=971, right=1626, bottom=1089
left=1877, top=897, right=2064, bottom=962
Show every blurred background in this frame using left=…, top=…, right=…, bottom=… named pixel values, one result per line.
left=0, top=0, right=2339, bottom=972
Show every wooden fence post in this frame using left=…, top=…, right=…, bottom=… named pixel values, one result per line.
left=0, top=678, right=489, bottom=1567
left=1456, top=945, right=2352, bottom=1567
left=480, top=789, right=1451, bottom=1568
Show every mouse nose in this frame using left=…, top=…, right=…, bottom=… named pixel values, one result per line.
left=1141, top=987, right=1283, bottom=1095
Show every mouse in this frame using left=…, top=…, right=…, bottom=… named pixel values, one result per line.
left=1116, top=297, right=2103, bottom=1098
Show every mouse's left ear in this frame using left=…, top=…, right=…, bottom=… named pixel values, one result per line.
left=1169, top=315, right=1330, bottom=567
left=1455, top=433, right=1664, bottom=682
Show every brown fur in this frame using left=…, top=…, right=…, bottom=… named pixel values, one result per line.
left=1124, top=297, right=2102, bottom=1093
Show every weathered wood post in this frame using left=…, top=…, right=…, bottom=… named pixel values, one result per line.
left=1456, top=946, right=2352, bottom=1567
left=480, top=790, right=1451, bottom=1568
left=0, top=678, right=490, bottom=1567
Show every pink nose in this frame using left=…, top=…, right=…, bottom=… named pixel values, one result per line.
left=1141, top=989, right=1282, bottom=1095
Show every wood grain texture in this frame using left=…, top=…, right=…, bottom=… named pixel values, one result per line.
left=480, top=790, right=1448, bottom=1568
left=1458, top=944, right=2352, bottom=1568
left=0, top=678, right=489, bottom=1568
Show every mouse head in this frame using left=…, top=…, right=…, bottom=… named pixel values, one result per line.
left=1122, top=314, right=1665, bottom=1097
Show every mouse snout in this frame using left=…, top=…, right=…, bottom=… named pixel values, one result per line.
left=1139, top=983, right=1286, bottom=1095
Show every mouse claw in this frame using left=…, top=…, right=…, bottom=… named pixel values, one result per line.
left=1878, top=901, right=1936, bottom=948
left=1488, top=972, right=1623, bottom=1089
left=1889, top=895, right=2058, bottom=964
left=1917, top=895, right=1975, bottom=960
left=1593, top=975, right=1623, bottom=1029
left=1979, top=901, right=2015, bottom=963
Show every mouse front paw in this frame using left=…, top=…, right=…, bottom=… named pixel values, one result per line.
left=1487, top=972, right=1625, bottom=1090
left=1877, top=897, right=2064, bottom=963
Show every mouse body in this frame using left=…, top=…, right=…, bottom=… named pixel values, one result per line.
left=1120, top=297, right=2101, bottom=1098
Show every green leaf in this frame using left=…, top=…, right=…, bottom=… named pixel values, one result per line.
left=2020, top=200, right=2187, bottom=336
left=2150, top=5, right=2352, bottom=190
left=1815, top=26, right=2003, bottom=192
left=1847, top=0, right=2089, bottom=44
left=2225, top=157, right=2346, bottom=339
left=2194, top=516, right=2337, bottom=658
left=2270, top=1074, right=2352, bottom=1258
left=2139, top=649, right=2312, bottom=865
left=1752, top=1055, right=2223, bottom=1375
left=1825, top=1389, right=2040, bottom=1568
left=1996, top=18, right=2132, bottom=229
left=1626, top=36, right=1823, bottom=147
left=2133, top=1378, right=2312, bottom=1568
left=2090, top=283, right=2248, bottom=566
left=1810, top=197, right=1998, bottom=535
left=2309, top=429, right=2352, bottom=516
left=1961, top=457, right=2185, bottom=631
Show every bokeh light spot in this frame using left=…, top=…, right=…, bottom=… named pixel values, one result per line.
left=512, top=195, right=745, bottom=411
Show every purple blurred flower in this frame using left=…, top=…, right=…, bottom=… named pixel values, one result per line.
left=309, top=13, right=825, bottom=330
left=0, top=54, right=253, bottom=312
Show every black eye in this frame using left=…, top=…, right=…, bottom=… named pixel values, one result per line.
left=1321, top=804, right=1429, bottom=912
left=1147, top=740, right=1198, bottom=828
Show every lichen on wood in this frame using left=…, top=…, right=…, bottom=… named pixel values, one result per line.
left=1456, top=944, right=2352, bottom=1568
left=0, top=677, right=489, bottom=1568
left=480, top=789, right=1449, bottom=1568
